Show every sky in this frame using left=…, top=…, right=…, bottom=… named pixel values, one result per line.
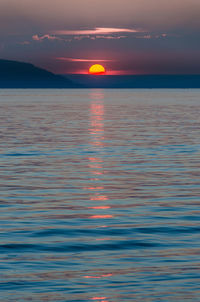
left=0, top=0, right=200, bottom=74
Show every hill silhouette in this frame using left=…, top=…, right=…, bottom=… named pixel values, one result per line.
left=0, top=59, right=74, bottom=88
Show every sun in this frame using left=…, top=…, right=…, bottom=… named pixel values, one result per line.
left=89, top=64, right=106, bottom=75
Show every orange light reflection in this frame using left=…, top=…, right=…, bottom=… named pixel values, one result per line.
left=91, top=298, right=107, bottom=300
left=90, top=215, right=113, bottom=219
left=84, top=273, right=112, bottom=279
left=90, top=195, right=108, bottom=201
left=89, top=206, right=111, bottom=209
left=87, top=91, right=112, bottom=230
left=89, top=157, right=103, bottom=163
left=84, top=186, right=104, bottom=190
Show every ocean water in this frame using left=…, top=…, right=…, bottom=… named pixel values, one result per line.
left=0, top=89, right=200, bottom=301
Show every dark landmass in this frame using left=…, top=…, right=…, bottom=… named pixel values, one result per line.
left=0, top=59, right=200, bottom=88
left=0, top=59, right=74, bottom=88
left=65, top=74, right=200, bottom=89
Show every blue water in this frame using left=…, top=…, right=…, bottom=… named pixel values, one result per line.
left=0, top=89, right=200, bottom=301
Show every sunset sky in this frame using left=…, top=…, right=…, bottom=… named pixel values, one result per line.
left=1, top=0, right=200, bottom=74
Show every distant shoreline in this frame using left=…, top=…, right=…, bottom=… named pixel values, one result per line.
left=0, top=59, right=200, bottom=89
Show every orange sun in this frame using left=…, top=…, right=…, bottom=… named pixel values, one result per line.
left=89, top=64, right=106, bottom=75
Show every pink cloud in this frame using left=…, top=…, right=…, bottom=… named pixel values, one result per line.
left=32, top=34, right=66, bottom=41
left=73, top=35, right=90, bottom=40
left=56, top=57, right=114, bottom=62
left=31, top=32, right=127, bottom=44
left=51, top=27, right=144, bottom=35
left=72, top=34, right=126, bottom=41
left=94, top=35, right=126, bottom=40
left=32, top=28, right=144, bottom=44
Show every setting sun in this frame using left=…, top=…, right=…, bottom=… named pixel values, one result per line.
left=89, top=64, right=106, bottom=75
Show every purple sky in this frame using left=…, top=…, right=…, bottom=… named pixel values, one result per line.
left=1, top=0, right=200, bottom=74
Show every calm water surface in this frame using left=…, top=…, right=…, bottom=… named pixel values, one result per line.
left=0, top=89, right=200, bottom=301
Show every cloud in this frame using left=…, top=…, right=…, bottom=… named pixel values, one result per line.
left=32, top=31, right=128, bottom=43
left=56, top=57, right=115, bottom=62
left=93, top=35, right=126, bottom=40
left=73, top=34, right=127, bottom=41
left=137, top=33, right=169, bottom=39
left=51, top=27, right=144, bottom=35
left=32, top=34, right=62, bottom=41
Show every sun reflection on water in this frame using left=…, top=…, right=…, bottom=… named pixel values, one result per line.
left=83, top=91, right=114, bottom=298
left=91, top=297, right=109, bottom=301
left=87, top=91, right=113, bottom=223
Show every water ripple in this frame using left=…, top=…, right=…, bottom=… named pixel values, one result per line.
left=0, top=89, right=200, bottom=301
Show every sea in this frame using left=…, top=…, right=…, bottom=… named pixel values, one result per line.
left=0, top=89, right=200, bottom=301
